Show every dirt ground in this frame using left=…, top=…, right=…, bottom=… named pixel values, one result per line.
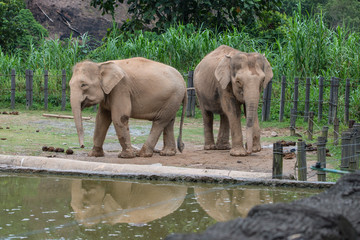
left=0, top=111, right=318, bottom=181
left=45, top=128, right=318, bottom=181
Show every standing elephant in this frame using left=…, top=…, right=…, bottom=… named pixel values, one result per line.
left=194, top=45, right=273, bottom=156
left=69, top=57, right=187, bottom=158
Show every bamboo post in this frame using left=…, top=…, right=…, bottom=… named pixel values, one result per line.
left=265, top=79, right=272, bottom=121
left=348, top=119, right=355, bottom=129
left=272, top=142, right=283, bottom=179
left=349, top=126, right=358, bottom=171
left=293, top=77, right=299, bottom=115
left=261, top=79, right=269, bottom=121
left=29, top=70, right=33, bottom=107
left=26, top=69, right=30, bottom=109
left=307, top=111, right=314, bottom=140
left=344, top=78, right=350, bottom=125
left=341, top=130, right=351, bottom=170
left=318, top=76, right=324, bottom=121
left=186, top=71, right=195, bottom=117
left=353, top=123, right=360, bottom=170
left=334, top=117, right=339, bottom=146
left=44, top=70, right=48, bottom=110
left=61, top=69, right=66, bottom=111
left=328, top=77, right=335, bottom=124
left=11, top=69, right=16, bottom=109
left=304, top=77, right=311, bottom=122
left=297, top=139, right=307, bottom=181
left=290, top=108, right=296, bottom=136
left=279, top=75, right=286, bottom=122
left=316, top=136, right=326, bottom=181
left=332, top=78, right=340, bottom=123
left=322, top=126, right=329, bottom=142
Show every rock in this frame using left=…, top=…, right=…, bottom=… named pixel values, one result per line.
left=55, top=148, right=64, bottom=152
left=166, top=172, right=360, bottom=240
left=47, top=146, right=55, bottom=152
left=42, top=146, right=49, bottom=151
left=270, top=131, right=278, bottom=137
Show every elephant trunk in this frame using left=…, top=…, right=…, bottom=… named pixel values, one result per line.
left=244, top=96, right=259, bottom=155
left=70, top=94, right=85, bottom=148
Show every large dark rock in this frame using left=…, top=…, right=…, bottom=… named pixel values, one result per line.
left=166, top=171, right=360, bottom=240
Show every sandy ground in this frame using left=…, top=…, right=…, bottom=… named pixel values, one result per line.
left=40, top=128, right=318, bottom=181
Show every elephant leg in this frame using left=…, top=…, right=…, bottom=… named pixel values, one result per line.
left=202, top=109, right=216, bottom=150
left=112, top=110, right=136, bottom=158
left=89, top=107, right=111, bottom=157
left=216, top=114, right=231, bottom=150
left=139, top=120, right=166, bottom=157
left=252, top=114, right=261, bottom=152
left=221, top=98, right=247, bottom=156
left=160, top=118, right=177, bottom=156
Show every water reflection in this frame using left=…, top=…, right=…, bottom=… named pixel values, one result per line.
left=71, top=180, right=188, bottom=226
left=194, top=187, right=272, bottom=221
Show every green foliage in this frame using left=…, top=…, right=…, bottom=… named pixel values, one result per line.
left=0, top=1, right=48, bottom=53
left=91, top=0, right=282, bottom=33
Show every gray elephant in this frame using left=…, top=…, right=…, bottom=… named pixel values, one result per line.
left=194, top=45, right=273, bottom=156
left=69, top=57, right=187, bottom=158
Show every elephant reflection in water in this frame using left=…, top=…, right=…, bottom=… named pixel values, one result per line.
left=194, top=187, right=272, bottom=222
left=71, top=180, right=187, bottom=226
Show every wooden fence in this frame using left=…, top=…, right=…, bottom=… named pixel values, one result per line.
left=1, top=70, right=358, bottom=126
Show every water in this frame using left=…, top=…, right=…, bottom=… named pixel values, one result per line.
left=0, top=173, right=323, bottom=239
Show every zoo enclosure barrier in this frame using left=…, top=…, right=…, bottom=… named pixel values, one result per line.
left=272, top=121, right=360, bottom=181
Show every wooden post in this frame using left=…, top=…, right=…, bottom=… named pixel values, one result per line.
left=265, top=79, right=272, bottom=121
left=293, top=77, right=299, bottom=115
left=353, top=123, right=360, bottom=170
left=279, top=75, right=286, bottom=122
left=344, top=78, right=350, bottom=125
left=307, top=111, right=314, bottom=140
left=334, top=117, right=340, bottom=146
left=297, top=139, right=307, bottom=181
left=11, top=69, right=16, bottom=109
left=348, top=119, right=355, bottom=129
left=26, top=69, right=30, bottom=109
left=186, top=71, right=195, bottom=117
left=29, top=70, right=33, bottom=108
left=349, top=127, right=358, bottom=171
left=290, top=108, right=296, bottom=136
left=322, top=126, right=329, bottom=143
left=261, top=79, right=269, bottom=121
left=318, top=76, right=324, bottom=121
left=272, top=142, right=283, bottom=179
left=304, top=77, right=311, bottom=122
left=317, top=136, right=327, bottom=181
left=328, top=77, right=335, bottom=124
left=341, top=130, right=351, bottom=170
left=44, top=70, right=48, bottom=110
left=61, top=69, right=66, bottom=111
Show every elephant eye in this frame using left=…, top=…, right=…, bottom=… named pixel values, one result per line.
left=80, top=83, right=88, bottom=88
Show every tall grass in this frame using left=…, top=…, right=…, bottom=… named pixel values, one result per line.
left=1, top=14, right=360, bottom=116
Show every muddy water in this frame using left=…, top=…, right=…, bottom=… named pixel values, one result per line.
left=0, top=174, right=323, bottom=239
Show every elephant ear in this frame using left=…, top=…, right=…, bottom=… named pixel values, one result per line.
left=215, top=55, right=231, bottom=90
left=261, top=55, right=273, bottom=89
left=99, top=62, right=126, bottom=94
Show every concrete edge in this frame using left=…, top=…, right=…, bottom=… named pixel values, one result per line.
left=0, top=154, right=335, bottom=188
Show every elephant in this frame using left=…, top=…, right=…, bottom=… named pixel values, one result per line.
left=70, top=180, right=187, bottom=226
left=193, top=45, right=273, bottom=156
left=69, top=57, right=187, bottom=158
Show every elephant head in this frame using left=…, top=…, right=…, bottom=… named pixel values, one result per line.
left=214, top=53, right=273, bottom=153
left=69, top=61, right=125, bottom=147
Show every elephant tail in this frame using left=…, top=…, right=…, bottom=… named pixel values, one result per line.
left=177, top=90, right=187, bottom=153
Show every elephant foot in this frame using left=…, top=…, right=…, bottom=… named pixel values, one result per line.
left=88, top=147, right=104, bottom=157
left=252, top=145, right=261, bottom=153
left=160, top=147, right=176, bottom=156
left=139, top=144, right=154, bottom=157
left=230, top=147, right=247, bottom=157
left=118, top=149, right=136, bottom=158
left=204, top=144, right=217, bottom=150
left=216, top=143, right=231, bottom=150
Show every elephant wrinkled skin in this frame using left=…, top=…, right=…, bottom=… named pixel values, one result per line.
left=69, top=57, right=187, bottom=158
left=194, top=45, right=273, bottom=156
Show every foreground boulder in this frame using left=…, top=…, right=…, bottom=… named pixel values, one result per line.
left=166, top=171, right=360, bottom=240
